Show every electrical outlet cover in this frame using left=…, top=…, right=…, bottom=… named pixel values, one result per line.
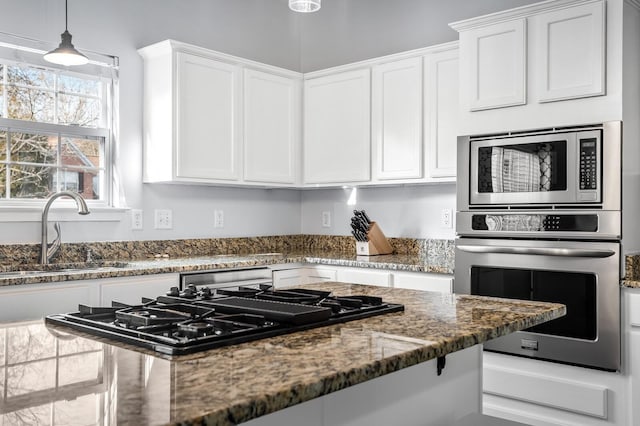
left=131, top=209, right=143, bottom=230
left=322, top=211, right=331, bottom=228
left=154, top=209, right=172, bottom=229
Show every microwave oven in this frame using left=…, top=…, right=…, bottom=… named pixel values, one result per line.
left=457, top=122, right=621, bottom=211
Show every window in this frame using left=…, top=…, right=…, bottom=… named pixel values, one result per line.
left=0, top=36, right=117, bottom=206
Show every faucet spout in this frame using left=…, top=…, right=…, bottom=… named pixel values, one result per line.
left=40, top=191, right=91, bottom=264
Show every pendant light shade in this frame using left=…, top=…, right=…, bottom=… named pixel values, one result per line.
left=44, top=0, right=88, bottom=66
left=289, top=0, right=321, bottom=13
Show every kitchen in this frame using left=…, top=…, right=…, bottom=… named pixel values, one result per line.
left=0, top=0, right=638, bottom=425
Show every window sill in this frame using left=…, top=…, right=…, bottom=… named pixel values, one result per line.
left=0, top=206, right=128, bottom=222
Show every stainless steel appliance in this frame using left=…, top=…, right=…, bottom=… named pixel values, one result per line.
left=458, top=121, right=621, bottom=210
left=455, top=121, right=622, bottom=371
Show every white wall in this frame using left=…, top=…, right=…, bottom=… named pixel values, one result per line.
left=301, top=185, right=456, bottom=239
left=0, top=0, right=534, bottom=244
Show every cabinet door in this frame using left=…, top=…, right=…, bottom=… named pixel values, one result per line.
left=463, top=19, right=526, bottom=111
left=335, top=268, right=391, bottom=287
left=0, top=282, right=93, bottom=322
left=372, top=57, right=423, bottom=180
left=534, top=1, right=605, bottom=102
left=175, top=52, right=240, bottom=180
left=304, top=69, right=371, bottom=184
left=303, top=266, right=337, bottom=284
left=273, top=268, right=305, bottom=288
left=100, top=274, right=179, bottom=306
left=424, top=48, right=459, bottom=179
left=393, top=272, right=453, bottom=293
left=244, top=69, right=300, bottom=184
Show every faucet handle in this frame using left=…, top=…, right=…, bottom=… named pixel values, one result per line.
left=46, top=222, right=62, bottom=262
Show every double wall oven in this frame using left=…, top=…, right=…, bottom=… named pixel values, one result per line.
left=454, top=121, right=622, bottom=371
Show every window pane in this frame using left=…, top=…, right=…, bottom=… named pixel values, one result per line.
left=7, top=86, right=55, bottom=122
left=7, top=359, right=57, bottom=396
left=58, top=335, right=101, bottom=356
left=1, top=403, right=51, bottom=425
left=59, top=352, right=101, bottom=386
left=0, top=165, right=5, bottom=199
left=10, top=164, right=54, bottom=198
left=0, top=129, right=6, bottom=161
left=7, top=65, right=55, bottom=89
left=58, top=94, right=101, bottom=127
left=58, top=74, right=101, bottom=96
left=10, top=131, right=57, bottom=164
left=55, top=394, right=100, bottom=426
left=61, top=136, right=101, bottom=168
left=7, top=323, right=56, bottom=364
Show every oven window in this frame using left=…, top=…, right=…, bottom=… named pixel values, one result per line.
left=470, top=267, right=596, bottom=340
left=477, top=141, right=567, bottom=193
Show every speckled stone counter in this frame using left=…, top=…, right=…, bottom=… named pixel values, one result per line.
left=0, top=249, right=453, bottom=287
left=624, top=254, right=640, bottom=288
left=6, top=283, right=565, bottom=426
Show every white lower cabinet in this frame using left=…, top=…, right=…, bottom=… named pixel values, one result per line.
left=626, top=288, right=640, bottom=426
left=0, top=281, right=94, bottom=322
left=393, top=271, right=453, bottom=293
left=335, top=267, right=391, bottom=287
left=482, top=352, right=628, bottom=426
left=99, top=274, right=179, bottom=305
left=0, top=274, right=180, bottom=323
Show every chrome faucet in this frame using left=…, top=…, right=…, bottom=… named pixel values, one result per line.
left=40, top=191, right=90, bottom=264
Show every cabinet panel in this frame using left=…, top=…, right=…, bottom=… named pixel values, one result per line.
left=393, top=272, right=453, bottom=293
left=100, top=274, right=179, bottom=306
left=175, top=52, right=240, bottom=180
left=425, top=49, right=459, bottom=179
left=273, top=268, right=306, bottom=288
left=372, top=57, right=423, bottom=180
left=304, top=69, right=371, bottom=184
left=534, top=1, right=605, bottom=102
left=465, top=19, right=526, bottom=111
left=336, top=268, right=391, bottom=287
left=244, top=69, right=300, bottom=184
left=303, top=267, right=337, bottom=284
left=0, top=283, right=92, bottom=322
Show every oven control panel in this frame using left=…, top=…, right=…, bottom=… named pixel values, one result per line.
left=579, top=138, right=598, bottom=190
left=471, top=214, right=598, bottom=232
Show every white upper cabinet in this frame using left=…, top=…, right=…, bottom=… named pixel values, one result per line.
left=243, top=69, right=300, bottom=184
left=532, top=1, right=605, bottom=102
left=451, top=0, right=615, bottom=134
left=303, top=69, right=371, bottom=184
left=372, top=57, right=423, bottom=181
left=175, top=52, right=241, bottom=181
left=424, top=47, right=459, bottom=179
left=463, top=19, right=527, bottom=111
left=139, top=40, right=302, bottom=186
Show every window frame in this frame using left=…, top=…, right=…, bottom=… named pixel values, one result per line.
left=0, top=34, right=118, bottom=211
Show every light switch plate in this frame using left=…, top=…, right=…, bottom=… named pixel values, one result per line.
left=214, top=210, right=224, bottom=228
left=131, top=209, right=143, bottom=230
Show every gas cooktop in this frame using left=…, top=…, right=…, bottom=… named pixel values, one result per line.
left=45, top=285, right=404, bottom=355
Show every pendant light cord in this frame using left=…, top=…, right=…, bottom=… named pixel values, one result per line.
left=65, top=0, right=68, bottom=31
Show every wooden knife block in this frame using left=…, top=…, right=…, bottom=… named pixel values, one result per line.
left=355, top=222, right=393, bottom=256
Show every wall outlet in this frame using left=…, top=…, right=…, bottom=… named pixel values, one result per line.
left=441, top=208, right=453, bottom=228
left=321, top=211, right=331, bottom=228
left=131, top=209, right=143, bottom=230
left=154, top=209, right=172, bottom=229
left=214, top=210, right=224, bottom=228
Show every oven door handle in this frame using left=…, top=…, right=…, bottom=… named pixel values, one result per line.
left=456, top=245, right=616, bottom=258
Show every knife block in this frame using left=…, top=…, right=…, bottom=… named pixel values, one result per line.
left=355, top=222, right=393, bottom=256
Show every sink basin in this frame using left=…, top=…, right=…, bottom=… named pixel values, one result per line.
left=0, top=261, right=129, bottom=277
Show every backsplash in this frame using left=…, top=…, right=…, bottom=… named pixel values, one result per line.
left=0, top=235, right=454, bottom=269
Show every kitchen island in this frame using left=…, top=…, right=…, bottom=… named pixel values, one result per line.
left=0, top=283, right=564, bottom=426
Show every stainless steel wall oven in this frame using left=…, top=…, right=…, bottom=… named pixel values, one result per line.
left=455, top=122, right=622, bottom=371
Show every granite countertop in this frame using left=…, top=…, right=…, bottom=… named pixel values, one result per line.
left=6, top=283, right=565, bottom=426
left=0, top=251, right=452, bottom=287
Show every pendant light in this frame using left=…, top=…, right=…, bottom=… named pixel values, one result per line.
left=44, top=0, right=88, bottom=66
left=289, top=0, right=321, bottom=13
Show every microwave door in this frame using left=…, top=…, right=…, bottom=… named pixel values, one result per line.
left=469, top=132, right=579, bottom=206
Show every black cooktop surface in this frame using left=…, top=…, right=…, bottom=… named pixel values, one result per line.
left=45, top=285, right=404, bottom=355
